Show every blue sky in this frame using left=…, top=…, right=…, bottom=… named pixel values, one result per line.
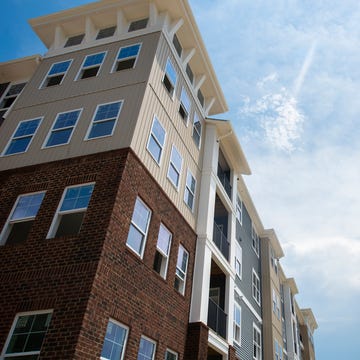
left=1, top=0, right=359, bottom=358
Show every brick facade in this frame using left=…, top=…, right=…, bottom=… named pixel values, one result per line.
left=184, top=322, right=209, bottom=360
left=0, top=149, right=197, bottom=359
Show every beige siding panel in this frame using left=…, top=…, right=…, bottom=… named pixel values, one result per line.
left=0, top=83, right=146, bottom=170
left=14, top=32, right=161, bottom=110
left=131, top=85, right=199, bottom=229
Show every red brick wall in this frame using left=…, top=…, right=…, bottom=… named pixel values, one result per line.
left=75, top=150, right=197, bottom=359
left=0, top=149, right=197, bottom=359
left=184, top=322, right=209, bottom=360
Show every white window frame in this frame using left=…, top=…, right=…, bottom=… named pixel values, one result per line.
left=126, top=197, right=152, bottom=258
left=235, top=241, right=242, bottom=279
left=76, top=51, right=106, bottom=80
left=253, top=323, right=262, bottom=360
left=167, top=145, right=183, bottom=190
left=0, top=191, right=46, bottom=246
left=100, top=319, right=129, bottom=360
left=251, top=223, right=260, bottom=257
left=165, top=349, right=178, bottom=360
left=175, top=244, right=189, bottom=295
left=153, top=223, right=172, bottom=279
left=0, top=309, right=53, bottom=359
left=40, top=59, right=72, bottom=89
left=112, top=43, right=142, bottom=72
left=233, top=303, right=242, bottom=345
left=2, top=117, right=42, bottom=156
left=146, top=116, right=166, bottom=165
left=184, top=169, right=196, bottom=212
left=42, top=109, right=82, bottom=148
left=137, top=335, right=156, bottom=360
left=236, top=196, right=243, bottom=225
left=46, top=182, right=95, bottom=239
left=85, top=100, right=123, bottom=140
left=178, top=87, right=191, bottom=125
left=252, top=269, right=261, bottom=305
left=162, top=58, right=177, bottom=98
left=0, top=82, right=27, bottom=118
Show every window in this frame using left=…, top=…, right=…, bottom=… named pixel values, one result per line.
left=97, top=26, right=116, bottom=40
left=126, top=197, right=151, bottom=258
left=47, top=183, right=94, bottom=238
left=137, top=336, right=156, bottom=360
left=233, top=303, right=241, bottom=344
left=272, top=289, right=280, bottom=319
left=100, top=319, right=128, bottom=360
left=172, top=34, right=182, bottom=57
left=43, top=109, right=81, bottom=148
left=113, top=44, right=141, bottom=72
left=64, top=34, right=84, bottom=47
left=165, top=349, right=178, bottom=360
left=77, top=52, right=106, bottom=79
left=0, top=192, right=45, bottom=246
left=174, top=245, right=188, bottom=295
left=184, top=170, right=196, bottom=211
left=153, top=224, right=172, bottom=279
left=192, top=113, right=202, bottom=148
left=147, top=116, right=166, bottom=164
left=179, top=88, right=191, bottom=124
left=235, top=242, right=242, bottom=279
left=86, top=101, right=123, bottom=139
left=163, top=58, right=177, bottom=97
left=0, top=83, right=26, bottom=118
left=275, top=340, right=280, bottom=360
left=129, top=18, right=148, bottom=32
left=41, top=60, right=72, bottom=88
left=197, top=89, right=204, bottom=107
left=1, top=310, right=52, bottom=359
left=252, top=269, right=261, bottom=305
left=253, top=324, right=261, bottom=360
left=185, top=63, right=194, bottom=84
left=167, top=145, right=183, bottom=189
left=270, top=247, right=278, bottom=274
left=2, top=118, right=42, bottom=156
left=235, top=196, right=243, bottom=225
left=252, top=224, right=260, bottom=256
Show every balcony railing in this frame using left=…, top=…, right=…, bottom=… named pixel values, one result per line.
left=213, top=223, right=229, bottom=260
left=208, top=298, right=227, bottom=339
left=217, top=165, right=232, bottom=198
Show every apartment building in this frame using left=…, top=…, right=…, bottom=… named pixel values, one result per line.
left=0, top=1, right=317, bottom=359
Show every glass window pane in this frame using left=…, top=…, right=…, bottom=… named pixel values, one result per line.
left=60, top=184, right=94, bottom=212
left=88, top=119, right=116, bottom=138
left=165, top=59, right=177, bottom=86
left=148, top=136, right=161, bottom=163
left=49, top=61, right=71, bottom=75
left=47, top=129, right=73, bottom=147
left=54, top=111, right=80, bottom=129
left=180, top=89, right=191, bottom=112
left=11, top=193, right=45, bottom=220
left=168, top=165, right=179, bottom=187
left=5, top=138, right=31, bottom=155
left=132, top=199, right=150, bottom=232
left=137, top=337, right=155, bottom=360
left=14, top=119, right=41, bottom=137
left=152, top=118, right=165, bottom=145
left=157, top=224, right=171, bottom=255
left=171, top=148, right=182, bottom=171
left=118, top=44, right=141, bottom=59
left=83, top=53, right=105, bottom=67
left=127, top=225, right=144, bottom=254
left=94, top=103, right=121, bottom=122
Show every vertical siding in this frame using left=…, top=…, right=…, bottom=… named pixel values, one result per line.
left=235, top=204, right=262, bottom=315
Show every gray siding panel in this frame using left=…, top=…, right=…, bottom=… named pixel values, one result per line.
left=235, top=203, right=262, bottom=315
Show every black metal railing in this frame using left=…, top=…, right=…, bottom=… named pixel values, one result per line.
left=217, top=165, right=232, bottom=198
left=207, top=298, right=227, bottom=339
left=213, top=223, right=230, bottom=260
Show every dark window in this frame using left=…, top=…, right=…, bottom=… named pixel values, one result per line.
left=96, top=26, right=116, bottom=40
left=64, top=34, right=84, bottom=47
left=128, top=18, right=148, bottom=32
left=197, top=89, right=204, bottom=107
left=173, top=34, right=182, bottom=57
left=186, top=64, right=194, bottom=84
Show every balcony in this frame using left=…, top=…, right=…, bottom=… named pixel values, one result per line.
left=213, top=223, right=229, bottom=260
left=217, top=165, right=232, bottom=199
left=208, top=298, right=227, bottom=339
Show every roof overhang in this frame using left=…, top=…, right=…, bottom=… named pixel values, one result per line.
left=0, top=55, right=41, bottom=83
left=261, top=229, right=284, bottom=258
left=285, top=277, right=299, bottom=295
left=29, top=0, right=227, bottom=115
left=206, top=118, right=251, bottom=175
left=301, top=308, right=318, bottom=330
